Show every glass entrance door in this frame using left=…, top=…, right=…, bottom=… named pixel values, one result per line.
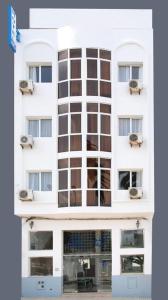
left=63, top=230, right=112, bottom=293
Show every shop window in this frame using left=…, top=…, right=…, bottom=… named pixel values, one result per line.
left=30, top=257, right=53, bottom=276
left=121, top=255, right=144, bottom=273
left=30, top=231, right=53, bottom=250
left=121, top=230, right=144, bottom=248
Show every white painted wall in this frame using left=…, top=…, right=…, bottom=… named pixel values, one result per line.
left=14, top=10, right=154, bottom=218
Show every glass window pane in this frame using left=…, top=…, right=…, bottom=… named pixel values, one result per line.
left=41, top=66, right=52, bottom=82
left=87, top=103, right=98, bottom=112
left=58, top=49, right=68, bottom=61
left=58, top=104, right=68, bottom=114
left=132, top=119, right=142, bottom=133
left=59, top=61, right=68, bottom=81
left=87, top=190, right=98, bottom=206
left=71, top=114, right=81, bottom=133
left=58, top=191, right=68, bottom=207
left=58, top=136, right=68, bottom=152
left=121, top=255, right=144, bottom=273
left=86, top=48, right=98, bottom=58
left=41, top=119, right=52, bottom=137
left=101, top=115, right=110, bottom=134
left=119, top=118, right=130, bottom=136
left=121, top=230, right=144, bottom=248
left=100, top=104, right=111, bottom=114
left=28, top=120, right=39, bottom=137
left=100, top=158, right=111, bottom=168
left=87, top=80, right=98, bottom=96
left=100, top=191, right=111, bottom=206
left=58, top=159, right=68, bottom=169
left=119, top=171, right=130, bottom=190
left=71, top=60, right=81, bottom=79
left=70, top=158, right=82, bottom=168
left=70, top=80, right=82, bottom=96
left=101, top=169, right=110, bottom=189
left=70, top=191, right=82, bottom=206
left=100, top=49, right=111, bottom=60
left=70, top=48, right=82, bottom=58
left=41, top=172, right=52, bottom=191
left=71, top=169, right=81, bottom=189
left=58, top=81, right=68, bottom=98
left=100, top=81, right=111, bottom=98
left=87, top=158, right=98, bottom=167
left=100, top=136, right=111, bottom=152
left=87, top=114, right=97, bottom=133
left=87, top=135, right=98, bottom=151
left=101, top=61, right=110, bottom=80
left=88, top=169, right=97, bottom=188
left=59, top=115, right=68, bottom=135
left=30, top=257, right=53, bottom=276
left=70, top=103, right=82, bottom=112
left=87, top=60, right=97, bottom=78
left=132, top=171, right=142, bottom=187
left=29, top=66, right=39, bottom=82
left=59, top=170, right=68, bottom=190
left=30, top=231, right=53, bottom=250
left=64, top=231, right=96, bottom=253
left=70, top=135, right=82, bottom=151
left=119, top=66, right=130, bottom=82
left=29, top=173, right=39, bottom=191
left=132, top=66, right=140, bottom=80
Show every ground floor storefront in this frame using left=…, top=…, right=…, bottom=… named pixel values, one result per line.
left=21, top=218, right=152, bottom=298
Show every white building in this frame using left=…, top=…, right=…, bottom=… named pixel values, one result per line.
left=14, top=9, right=154, bottom=298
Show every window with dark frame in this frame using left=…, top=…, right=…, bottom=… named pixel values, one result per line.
left=121, top=255, right=144, bottom=273
left=121, top=230, right=144, bottom=248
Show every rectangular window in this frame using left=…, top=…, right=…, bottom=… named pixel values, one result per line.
left=30, top=257, right=53, bottom=276
left=28, top=119, right=52, bottom=137
left=118, top=65, right=142, bottom=82
left=121, top=230, right=144, bottom=248
left=30, top=231, right=53, bottom=250
left=119, top=118, right=142, bottom=136
left=87, top=59, right=97, bottom=78
left=119, top=170, right=142, bottom=190
left=29, top=172, right=52, bottom=191
left=29, top=65, right=52, bottom=83
left=121, top=255, right=144, bottom=273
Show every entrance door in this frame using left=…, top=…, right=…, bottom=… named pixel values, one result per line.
left=63, top=230, right=112, bottom=293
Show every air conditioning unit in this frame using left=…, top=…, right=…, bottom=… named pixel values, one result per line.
left=129, top=80, right=143, bottom=95
left=129, top=187, right=143, bottom=199
left=19, top=80, right=34, bottom=94
left=19, top=189, right=34, bottom=201
left=129, top=133, right=143, bottom=147
left=20, top=135, right=34, bottom=148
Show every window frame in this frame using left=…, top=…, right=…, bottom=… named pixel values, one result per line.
left=118, top=63, right=143, bottom=82
left=118, top=116, right=143, bottom=136
left=27, top=118, right=52, bottom=138
left=118, top=169, right=143, bottom=190
left=29, top=256, right=53, bottom=277
left=120, top=229, right=144, bottom=249
left=120, top=254, right=144, bottom=274
left=28, top=64, right=52, bottom=83
left=28, top=171, right=52, bottom=191
left=29, top=231, right=53, bottom=251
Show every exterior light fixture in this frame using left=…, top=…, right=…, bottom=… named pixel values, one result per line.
left=29, top=220, right=34, bottom=229
left=136, top=219, right=140, bottom=229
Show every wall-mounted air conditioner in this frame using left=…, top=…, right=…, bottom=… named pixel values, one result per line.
left=20, top=135, right=34, bottom=148
left=19, top=189, right=34, bottom=201
left=129, top=133, right=143, bottom=147
left=129, top=187, right=143, bottom=199
left=19, top=80, right=34, bottom=95
left=129, top=80, right=143, bottom=95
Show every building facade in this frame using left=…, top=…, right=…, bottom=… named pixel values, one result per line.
left=14, top=9, right=154, bottom=298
